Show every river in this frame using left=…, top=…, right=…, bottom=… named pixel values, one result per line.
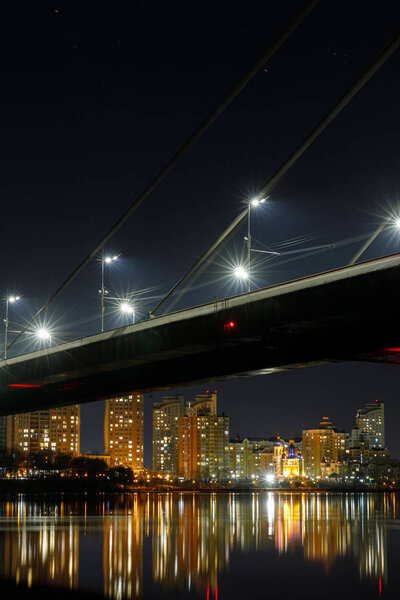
left=0, top=492, right=399, bottom=599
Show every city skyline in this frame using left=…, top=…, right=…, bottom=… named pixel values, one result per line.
left=2, top=1, right=400, bottom=471
left=2, top=385, right=392, bottom=487
left=79, top=365, right=399, bottom=466
left=1, top=2, right=400, bottom=599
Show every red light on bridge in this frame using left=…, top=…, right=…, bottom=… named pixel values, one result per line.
left=223, top=321, right=236, bottom=333
left=8, top=384, right=44, bottom=388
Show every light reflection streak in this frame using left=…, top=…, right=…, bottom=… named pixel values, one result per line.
left=0, top=493, right=395, bottom=598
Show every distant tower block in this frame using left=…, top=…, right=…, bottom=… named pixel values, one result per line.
left=355, top=400, right=385, bottom=450
left=105, top=394, right=144, bottom=472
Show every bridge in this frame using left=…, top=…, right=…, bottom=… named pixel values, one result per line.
left=1, top=7, right=399, bottom=417
left=1, top=252, right=400, bottom=416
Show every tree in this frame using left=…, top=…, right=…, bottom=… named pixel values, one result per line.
left=107, top=467, right=134, bottom=485
left=70, top=456, right=108, bottom=477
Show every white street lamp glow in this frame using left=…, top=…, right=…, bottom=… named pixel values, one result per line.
left=120, top=302, right=134, bottom=314
left=234, top=266, right=248, bottom=280
left=120, top=301, right=135, bottom=324
left=395, top=217, right=400, bottom=229
left=250, top=197, right=266, bottom=206
left=8, top=296, right=20, bottom=303
left=37, top=328, right=51, bottom=340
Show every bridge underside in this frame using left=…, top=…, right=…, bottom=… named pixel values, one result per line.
left=1, top=253, right=400, bottom=416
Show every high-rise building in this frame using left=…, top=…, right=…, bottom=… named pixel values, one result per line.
left=49, top=405, right=80, bottom=455
left=228, top=438, right=254, bottom=480
left=104, top=394, right=143, bottom=472
left=178, top=414, right=229, bottom=481
left=153, top=395, right=184, bottom=473
left=6, top=405, right=80, bottom=456
left=355, top=400, right=385, bottom=449
left=186, top=393, right=217, bottom=417
left=178, top=393, right=229, bottom=481
left=302, top=416, right=348, bottom=479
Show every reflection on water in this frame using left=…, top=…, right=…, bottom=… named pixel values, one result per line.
left=0, top=493, right=398, bottom=598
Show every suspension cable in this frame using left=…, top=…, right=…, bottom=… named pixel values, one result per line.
left=153, top=23, right=400, bottom=315
left=5, top=0, right=319, bottom=355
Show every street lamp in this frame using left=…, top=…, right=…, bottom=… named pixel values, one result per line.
left=36, top=327, right=52, bottom=347
left=233, top=266, right=249, bottom=281
left=3, top=296, right=20, bottom=360
left=99, top=255, right=118, bottom=332
left=120, top=301, right=135, bottom=324
left=246, top=197, right=266, bottom=292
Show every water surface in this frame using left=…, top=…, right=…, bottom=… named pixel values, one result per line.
left=0, top=492, right=399, bottom=599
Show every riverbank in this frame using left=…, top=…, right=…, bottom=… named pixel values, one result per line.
left=1, top=477, right=399, bottom=494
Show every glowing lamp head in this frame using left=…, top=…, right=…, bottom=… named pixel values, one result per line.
left=37, top=328, right=51, bottom=341
left=395, top=218, right=400, bottom=230
left=8, top=296, right=20, bottom=303
left=120, top=302, right=134, bottom=315
left=250, top=197, right=266, bottom=207
left=234, top=266, right=248, bottom=280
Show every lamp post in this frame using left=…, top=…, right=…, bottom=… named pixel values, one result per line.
left=3, top=296, right=20, bottom=360
left=99, top=255, right=118, bottom=332
left=246, top=198, right=266, bottom=292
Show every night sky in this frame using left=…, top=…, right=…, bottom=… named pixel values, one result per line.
left=1, top=2, right=400, bottom=464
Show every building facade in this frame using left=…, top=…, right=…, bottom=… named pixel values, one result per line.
left=185, top=393, right=217, bottom=417
left=4, top=405, right=80, bottom=456
left=178, top=414, right=229, bottom=481
left=49, top=405, right=80, bottom=455
left=302, top=417, right=348, bottom=479
left=177, top=393, right=229, bottom=481
left=104, top=394, right=143, bottom=472
left=153, top=395, right=184, bottom=473
left=228, top=438, right=254, bottom=480
left=355, top=400, right=385, bottom=449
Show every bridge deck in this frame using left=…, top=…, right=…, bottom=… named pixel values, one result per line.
left=1, top=252, right=400, bottom=415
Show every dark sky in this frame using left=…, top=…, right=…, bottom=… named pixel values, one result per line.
left=1, top=2, right=400, bottom=464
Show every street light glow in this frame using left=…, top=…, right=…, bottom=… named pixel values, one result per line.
left=234, top=266, right=248, bottom=280
left=395, top=217, right=400, bottom=229
left=104, top=255, right=118, bottom=264
left=8, top=296, right=20, bottom=303
left=36, top=328, right=51, bottom=341
left=250, top=197, right=266, bottom=206
left=120, top=302, right=134, bottom=314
